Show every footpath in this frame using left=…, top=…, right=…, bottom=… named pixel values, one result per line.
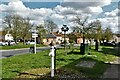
left=101, top=57, right=120, bottom=79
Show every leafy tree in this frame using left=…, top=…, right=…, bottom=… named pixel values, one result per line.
left=3, top=15, right=32, bottom=44
left=36, top=24, right=47, bottom=44
left=104, top=27, right=113, bottom=42
left=3, top=15, right=22, bottom=43
left=91, top=20, right=103, bottom=42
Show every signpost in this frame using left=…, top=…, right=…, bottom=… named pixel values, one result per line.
left=32, top=33, right=38, bottom=54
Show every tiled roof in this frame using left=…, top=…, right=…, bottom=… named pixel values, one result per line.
left=46, top=33, right=56, bottom=38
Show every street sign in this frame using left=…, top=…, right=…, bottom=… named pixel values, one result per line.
left=32, top=33, right=38, bottom=38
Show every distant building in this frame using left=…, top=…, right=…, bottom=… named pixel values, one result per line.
left=113, top=35, right=120, bottom=43
left=0, top=31, right=14, bottom=41
left=0, top=31, right=5, bottom=41
left=5, top=34, right=13, bottom=41
left=43, top=33, right=56, bottom=45
left=42, top=32, right=69, bottom=45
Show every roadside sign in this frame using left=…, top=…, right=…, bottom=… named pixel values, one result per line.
left=32, top=33, right=38, bottom=38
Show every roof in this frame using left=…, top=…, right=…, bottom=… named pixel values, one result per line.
left=52, top=32, right=69, bottom=38
left=46, top=33, right=56, bottom=38
left=52, top=32, right=62, bottom=37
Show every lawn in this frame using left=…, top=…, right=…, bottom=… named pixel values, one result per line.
left=1, top=46, right=119, bottom=79
left=0, top=44, right=46, bottom=50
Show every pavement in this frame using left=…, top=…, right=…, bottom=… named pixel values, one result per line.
left=101, top=57, right=120, bottom=79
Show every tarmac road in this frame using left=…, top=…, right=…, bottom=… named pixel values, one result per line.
left=0, top=47, right=50, bottom=59
left=0, top=45, right=62, bottom=59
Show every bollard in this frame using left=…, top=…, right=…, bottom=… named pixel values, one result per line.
left=49, top=46, right=55, bottom=77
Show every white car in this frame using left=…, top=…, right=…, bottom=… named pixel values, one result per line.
left=10, top=41, right=16, bottom=45
left=26, top=41, right=35, bottom=45
left=0, top=42, right=8, bottom=46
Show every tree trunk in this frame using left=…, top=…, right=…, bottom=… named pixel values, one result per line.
left=23, top=37, right=25, bottom=44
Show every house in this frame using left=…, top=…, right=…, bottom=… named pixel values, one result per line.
left=0, top=31, right=14, bottom=41
left=113, top=35, right=120, bottom=43
left=5, top=34, right=14, bottom=41
left=53, top=32, right=69, bottom=44
left=77, top=36, right=83, bottom=44
left=52, top=32, right=63, bottom=44
left=42, top=32, right=69, bottom=45
left=42, top=33, right=56, bottom=45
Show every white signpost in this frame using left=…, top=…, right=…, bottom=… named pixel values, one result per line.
left=49, top=46, right=55, bottom=77
left=32, top=33, right=38, bottom=54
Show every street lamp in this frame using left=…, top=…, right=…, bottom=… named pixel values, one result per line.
left=61, top=24, right=69, bottom=51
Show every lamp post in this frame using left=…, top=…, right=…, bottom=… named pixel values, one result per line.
left=61, top=25, right=69, bottom=51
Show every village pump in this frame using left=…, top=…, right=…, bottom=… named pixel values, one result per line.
left=49, top=45, right=56, bottom=77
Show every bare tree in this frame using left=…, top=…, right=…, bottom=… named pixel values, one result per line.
left=44, top=19, right=58, bottom=33
left=72, top=16, right=95, bottom=45
left=19, top=17, right=32, bottom=44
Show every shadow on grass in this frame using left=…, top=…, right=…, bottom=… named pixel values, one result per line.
left=67, top=51, right=80, bottom=55
left=2, top=47, right=119, bottom=80
left=9, top=57, right=111, bottom=79
left=101, top=47, right=120, bottom=56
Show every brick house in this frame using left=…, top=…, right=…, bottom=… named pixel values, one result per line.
left=42, top=32, right=69, bottom=45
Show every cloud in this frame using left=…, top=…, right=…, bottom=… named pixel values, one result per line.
left=62, top=0, right=111, bottom=8
left=0, top=0, right=118, bottom=33
left=105, top=8, right=118, bottom=17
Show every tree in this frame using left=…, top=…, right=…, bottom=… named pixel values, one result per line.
left=44, top=19, right=58, bottom=33
left=36, top=24, right=47, bottom=44
left=3, top=15, right=13, bottom=35
left=90, top=20, right=103, bottom=42
left=3, top=15, right=22, bottom=43
left=68, top=32, right=77, bottom=43
left=3, top=15, right=32, bottom=44
left=72, top=16, right=96, bottom=44
left=104, top=27, right=113, bottom=42
left=19, top=17, right=32, bottom=44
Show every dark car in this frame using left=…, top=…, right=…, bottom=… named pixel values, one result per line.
left=103, top=42, right=116, bottom=47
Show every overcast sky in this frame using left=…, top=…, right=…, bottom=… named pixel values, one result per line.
left=0, top=0, right=119, bottom=33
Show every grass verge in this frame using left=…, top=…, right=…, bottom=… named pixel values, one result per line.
left=0, top=44, right=46, bottom=50
left=1, top=46, right=118, bottom=78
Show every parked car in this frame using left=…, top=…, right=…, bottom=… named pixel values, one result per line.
left=0, top=41, right=8, bottom=46
left=103, top=42, right=116, bottom=47
left=60, top=43, right=70, bottom=47
left=10, top=41, right=16, bottom=45
left=26, top=41, right=35, bottom=45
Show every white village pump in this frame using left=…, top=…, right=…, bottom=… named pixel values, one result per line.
left=49, top=46, right=55, bottom=77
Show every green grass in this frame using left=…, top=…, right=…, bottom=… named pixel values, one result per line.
left=1, top=46, right=118, bottom=78
left=0, top=44, right=46, bottom=50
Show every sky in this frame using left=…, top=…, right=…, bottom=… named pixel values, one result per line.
left=0, top=0, right=119, bottom=33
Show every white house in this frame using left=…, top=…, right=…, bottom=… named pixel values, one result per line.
left=5, top=34, right=13, bottom=41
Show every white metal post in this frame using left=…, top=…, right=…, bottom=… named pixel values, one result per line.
left=34, top=37, right=36, bottom=54
left=51, top=54, right=54, bottom=77
left=49, top=46, right=55, bottom=77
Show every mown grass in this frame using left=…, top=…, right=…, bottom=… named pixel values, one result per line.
left=0, top=44, right=46, bottom=50
left=1, top=46, right=118, bottom=78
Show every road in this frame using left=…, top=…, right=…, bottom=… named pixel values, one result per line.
left=0, top=46, right=52, bottom=59
left=0, top=44, right=78, bottom=59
